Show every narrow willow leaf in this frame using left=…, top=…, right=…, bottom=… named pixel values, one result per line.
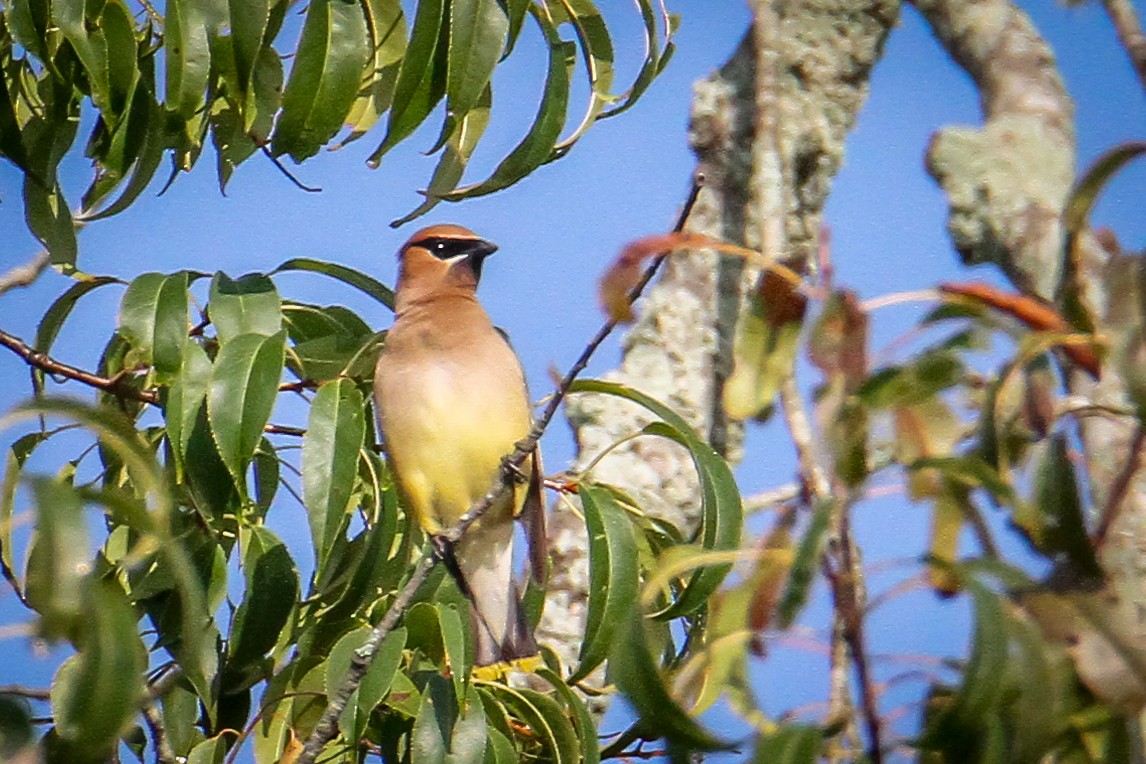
left=446, top=0, right=507, bottom=116
left=271, top=257, right=395, bottom=309
left=569, top=482, right=639, bottom=683
left=229, top=0, right=270, bottom=106
left=724, top=272, right=807, bottom=420
left=928, top=484, right=964, bottom=596
left=368, top=0, right=447, bottom=166
left=441, top=7, right=573, bottom=199
left=52, top=0, right=111, bottom=117
left=439, top=602, right=468, bottom=701
left=0, top=59, right=30, bottom=173
left=552, top=0, right=615, bottom=152
left=446, top=685, right=487, bottom=764
left=32, top=275, right=122, bottom=373
left=500, top=0, right=530, bottom=58
left=412, top=674, right=453, bottom=764
left=609, top=611, right=728, bottom=752
left=165, top=0, right=211, bottom=119
left=598, top=0, right=672, bottom=119
left=51, top=580, right=146, bottom=753
left=483, top=684, right=579, bottom=764
left=303, top=378, right=366, bottom=566
left=226, top=527, right=299, bottom=677
left=80, top=97, right=167, bottom=221
left=118, top=271, right=190, bottom=382
left=25, top=478, right=89, bottom=639
left=164, top=340, right=212, bottom=479
left=23, top=173, right=76, bottom=265
left=273, top=0, right=370, bottom=161
left=536, top=666, right=601, bottom=764
left=776, top=499, right=831, bottom=628
left=208, top=272, right=283, bottom=344
left=392, top=85, right=491, bottom=226
left=336, top=0, right=406, bottom=147
left=569, top=379, right=742, bottom=618
left=101, top=0, right=139, bottom=118
left=207, top=330, right=286, bottom=489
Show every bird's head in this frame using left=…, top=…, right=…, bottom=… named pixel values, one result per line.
left=396, top=224, right=499, bottom=296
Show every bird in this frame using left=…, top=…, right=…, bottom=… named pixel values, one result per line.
left=373, top=224, right=546, bottom=667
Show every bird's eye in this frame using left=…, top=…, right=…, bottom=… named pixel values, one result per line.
left=433, top=242, right=447, bottom=254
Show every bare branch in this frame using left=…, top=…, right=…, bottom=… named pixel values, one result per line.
left=0, top=251, right=51, bottom=297
left=0, top=327, right=159, bottom=403
left=141, top=702, right=176, bottom=764
left=296, top=178, right=704, bottom=764
left=0, top=685, right=50, bottom=700
left=1103, top=0, right=1146, bottom=94
left=1093, top=424, right=1146, bottom=550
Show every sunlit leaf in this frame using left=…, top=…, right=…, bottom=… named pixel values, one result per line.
left=272, top=257, right=396, bottom=309
left=272, top=0, right=370, bottom=161
left=207, top=330, right=287, bottom=489
left=208, top=272, right=283, bottom=344
left=25, top=478, right=89, bottom=639
left=118, top=271, right=190, bottom=382
left=569, top=482, right=639, bottom=683
left=304, top=378, right=366, bottom=567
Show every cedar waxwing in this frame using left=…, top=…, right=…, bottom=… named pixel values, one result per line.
left=374, top=224, right=545, bottom=666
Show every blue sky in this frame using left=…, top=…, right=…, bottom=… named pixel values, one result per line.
left=1, top=0, right=1145, bottom=754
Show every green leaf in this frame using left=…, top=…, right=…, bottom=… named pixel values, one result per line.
left=272, top=257, right=395, bottom=309
left=858, top=350, right=964, bottom=409
left=284, top=303, right=374, bottom=381
left=1023, top=434, right=1102, bottom=579
left=439, top=601, right=469, bottom=700
left=24, top=174, right=76, bottom=266
left=52, top=0, right=111, bottom=117
left=79, top=97, right=167, bottom=221
left=412, top=673, right=453, bottom=764
left=229, top=0, right=270, bottom=109
left=368, top=0, right=447, bottom=166
left=551, top=0, right=615, bottom=152
left=0, top=58, right=30, bottom=174
left=273, top=0, right=370, bottom=161
left=186, top=735, right=229, bottom=764
left=441, top=6, right=573, bottom=199
left=208, top=272, right=283, bottom=344
left=118, top=271, right=190, bottom=382
left=570, top=379, right=742, bottom=618
left=226, top=527, right=299, bottom=681
left=569, top=482, right=639, bottom=683
left=447, top=685, right=488, bottom=764
left=32, top=275, right=122, bottom=388
left=164, top=340, right=212, bottom=480
left=598, top=0, right=673, bottom=119
left=484, top=685, right=579, bottom=764
left=327, top=626, right=407, bottom=742
left=165, top=0, right=211, bottom=119
left=7, top=0, right=49, bottom=61
left=536, top=666, right=600, bottom=764
left=304, top=378, right=366, bottom=567
left=392, top=84, right=491, bottom=225
left=207, top=330, right=287, bottom=489
left=609, top=610, right=728, bottom=752
left=25, top=478, right=89, bottom=639
left=446, top=0, right=507, bottom=117
left=335, top=0, right=406, bottom=147
left=51, top=579, right=146, bottom=754
left=752, top=725, right=822, bottom=764
left=776, top=499, right=831, bottom=628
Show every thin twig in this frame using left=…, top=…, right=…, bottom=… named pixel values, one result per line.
left=0, top=685, right=50, bottom=700
left=742, top=481, right=801, bottom=514
left=141, top=701, right=176, bottom=764
left=0, top=546, right=29, bottom=608
left=296, top=177, right=704, bottom=764
left=779, top=378, right=830, bottom=499
left=0, top=327, right=159, bottom=403
left=260, top=145, right=322, bottom=193
left=265, top=423, right=307, bottom=438
left=1093, top=424, right=1146, bottom=549
left=0, top=251, right=51, bottom=297
left=1102, top=0, right=1146, bottom=94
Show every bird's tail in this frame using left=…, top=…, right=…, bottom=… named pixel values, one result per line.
left=448, top=521, right=538, bottom=666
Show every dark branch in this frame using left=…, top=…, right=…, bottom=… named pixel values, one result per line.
left=0, top=685, right=50, bottom=700
left=260, top=145, right=322, bottom=193
left=1093, top=424, right=1146, bottom=550
left=0, top=327, right=159, bottom=404
left=296, top=175, right=705, bottom=764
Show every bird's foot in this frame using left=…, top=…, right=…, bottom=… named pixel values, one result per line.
left=501, top=456, right=529, bottom=484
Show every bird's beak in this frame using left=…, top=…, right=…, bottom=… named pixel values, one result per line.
left=468, top=239, right=498, bottom=281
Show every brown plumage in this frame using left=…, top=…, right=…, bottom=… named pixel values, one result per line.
left=373, top=224, right=545, bottom=666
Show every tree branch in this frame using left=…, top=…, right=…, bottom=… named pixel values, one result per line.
left=296, top=177, right=704, bottom=764
left=0, top=685, right=50, bottom=700
left=1103, top=0, right=1146, bottom=94
left=141, top=701, right=176, bottom=764
left=0, top=251, right=51, bottom=297
left=0, top=327, right=159, bottom=404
